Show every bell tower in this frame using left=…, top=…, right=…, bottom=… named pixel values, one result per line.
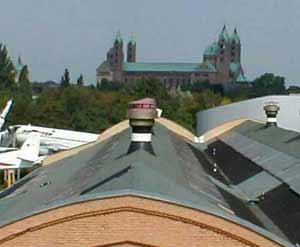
left=127, top=33, right=136, bottom=63
left=216, top=25, right=231, bottom=84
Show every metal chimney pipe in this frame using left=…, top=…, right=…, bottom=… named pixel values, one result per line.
left=127, top=98, right=157, bottom=155
left=264, top=102, right=280, bottom=127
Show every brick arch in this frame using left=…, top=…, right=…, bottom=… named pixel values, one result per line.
left=92, top=241, right=160, bottom=247
left=0, top=196, right=283, bottom=247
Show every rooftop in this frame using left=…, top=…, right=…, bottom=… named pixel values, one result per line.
left=0, top=119, right=293, bottom=246
left=123, top=62, right=217, bottom=73
left=206, top=120, right=300, bottom=244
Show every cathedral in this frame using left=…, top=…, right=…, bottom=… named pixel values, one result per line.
left=96, top=25, right=247, bottom=90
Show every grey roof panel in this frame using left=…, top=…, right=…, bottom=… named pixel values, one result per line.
left=219, top=128, right=300, bottom=176
left=234, top=171, right=282, bottom=199
left=0, top=124, right=231, bottom=226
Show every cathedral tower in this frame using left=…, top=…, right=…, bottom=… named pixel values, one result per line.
left=216, top=25, right=231, bottom=84
left=106, top=31, right=124, bottom=81
left=230, top=28, right=241, bottom=63
left=127, top=33, right=136, bottom=63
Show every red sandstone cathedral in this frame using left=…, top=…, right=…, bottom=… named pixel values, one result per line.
left=97, top=25, right=247, bottom=90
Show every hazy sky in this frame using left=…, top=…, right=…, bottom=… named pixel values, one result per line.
left=1, top=0, right=299, bottom=85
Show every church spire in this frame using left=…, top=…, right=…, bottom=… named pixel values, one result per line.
left=127, top=33, right=136, bottom=63
left=232, top=27, right=240, bottom=43
left=219, top=24, right=230, bottom=42
left=129, top=32, right=136, bottom=45
left=116, top=30, right=122, bottom=43
left=16, top=55, right=24, bottom=73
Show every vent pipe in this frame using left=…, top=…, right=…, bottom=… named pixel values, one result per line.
left=264, top=102, right=280, bottom=127
left=127, top=98, right=157, bottom=155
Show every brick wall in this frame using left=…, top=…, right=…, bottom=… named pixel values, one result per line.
left=0, top=196, right=284, bottom=247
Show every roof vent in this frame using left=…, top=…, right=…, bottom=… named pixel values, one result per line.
left=264, top=102, right=280, bottom=127
left=127, top=98, right=157, bottom=155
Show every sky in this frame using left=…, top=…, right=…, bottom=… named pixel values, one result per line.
left=0, top=0, right=299, bottom=86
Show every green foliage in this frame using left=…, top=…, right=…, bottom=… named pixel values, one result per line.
left=252, top=73, right=286, bottom=96
left=0, top=47, right=290, bottom=135
left=60, top=68, right=70, bottom=88
left=99, top=79, right=123, bottom=91
left=18, top=65, right=32, bottom=98
left=181, top=80, right=224, bottom=95
left=0, top=44, right=16, bottom=89
left=77, top=74, right=84, bottom=86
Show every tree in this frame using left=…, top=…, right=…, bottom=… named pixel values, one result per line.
left=60, top=68, right=70, bottom=88
left=252, top=73, right=286, bottom=96
left=77, top=74, right=84, bottom=86
left=125, top=78, right=169, bottom=105
left=0, top=44, right=16, bottom=89
left=18, top=65, right=32, bottom=98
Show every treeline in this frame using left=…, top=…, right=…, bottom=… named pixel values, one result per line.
left=0, top=43, right=291, bottom=133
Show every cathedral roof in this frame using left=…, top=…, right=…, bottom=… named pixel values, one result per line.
left=123, top=62, right=216, bottom=73
left=219, top=25, right=230, bottom=42
left=129, top=33, right=136, bottom=45
left=230, top=62, right=247, bottom=82
left=231, top=28, right=240, bottom=43
left=96, top=61, right=112, bottom=73
left=237, top=72, right=247, bottom=82
left=115, top=30, right=122, bottom=43
left=16, top=56, right=23, bottom=72
left=204, top=43, right=219, bottom=56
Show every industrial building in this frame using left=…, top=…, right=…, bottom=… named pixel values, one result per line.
left=197, top=95, right=300, bottom=142
left=0, top=98, right=298, bottom=246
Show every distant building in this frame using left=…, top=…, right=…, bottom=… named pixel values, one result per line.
left=196, top=95, right=300, bottom=139
left=44, top=80, right=59, bottom=89
left=97, top=26, right=247, bottom=91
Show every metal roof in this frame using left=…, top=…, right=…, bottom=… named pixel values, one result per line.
left=207, top=120, right=300, bottom=244
left=0, top=124, right=229, bottom=224
left=123, top=62, right=217, bottom=73
left=0, top=122, right=294, bottom=246
left=204, top=43, right=219, bottom=56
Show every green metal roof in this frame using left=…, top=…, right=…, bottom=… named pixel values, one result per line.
left=129, top=33, right=136, bottom=45
left=229, top=62, right=247, bottom=82
left=16, top=56, right=23, bottom=72
left=123, top=62, right=216, bottom=73
left=237, top=73, right=247, bottom=82
left=219, top=25, right=230, bottom=42
left=231, top=28, right=240, bottom=43
left=204, top=43, right=219, bottom=56
left=97, top=61, right=111, bottom=72
left=116, top=30, right=122, bottom=43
